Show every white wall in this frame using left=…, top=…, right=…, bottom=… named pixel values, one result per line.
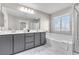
left=35, top=11, right=50, bottom=32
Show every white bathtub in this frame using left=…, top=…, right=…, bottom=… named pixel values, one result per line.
left=46, top=33, right=73, bottom=55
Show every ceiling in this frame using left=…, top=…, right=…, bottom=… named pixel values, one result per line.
left=21, top=3, right=73, bottom=14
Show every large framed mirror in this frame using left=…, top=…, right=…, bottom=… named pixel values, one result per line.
left=0, top=3, right=40, bottom=32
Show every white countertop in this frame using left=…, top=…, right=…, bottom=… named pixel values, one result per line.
left=0, top=30, right=45, bottom=35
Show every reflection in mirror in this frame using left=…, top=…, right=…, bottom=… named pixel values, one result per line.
left=0, top=3, right=40, bottom=32
left=0, top=4, right=4, bottom=32
left=30, top=19, right=40, bottom=31
left=20, top=22, right=27, bottom=30
left=19, top=20, right=29, bottom=31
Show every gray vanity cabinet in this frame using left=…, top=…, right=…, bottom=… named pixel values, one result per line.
left=40, top=32, right=46, bottom=45
left=35, top=33, right=41, bottom=47
left=14, top=34, right=24, bottom=53
left=0, top=32, right=46, bottom=55
left=0, top=35, right=12, bottom=55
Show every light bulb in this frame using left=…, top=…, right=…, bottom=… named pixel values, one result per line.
left=27, top=9, right=31, bottom=13
left=19, top=7, right=25, bottom=12
left=30, top=10, right=34, bottom=14
left=25, top=8, right=28, bottom=12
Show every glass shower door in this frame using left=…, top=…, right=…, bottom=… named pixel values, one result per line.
left=74, top=13, right=79, bottom=53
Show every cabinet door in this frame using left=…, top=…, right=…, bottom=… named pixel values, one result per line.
left=0, top=35, right=12, bottom=55
left=41, top=32, right=46, bottom=45
left=35, top=33, right=41, bottom=46
left=14, top=34, right=24, bottom=53
left=25, top=42, right=34, bottom=49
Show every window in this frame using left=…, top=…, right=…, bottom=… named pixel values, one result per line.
left=53, top=16, right=61, bottom=32
left=52, top=15, right=71, bottom=34
left=61, top=16, right=71, bottom=32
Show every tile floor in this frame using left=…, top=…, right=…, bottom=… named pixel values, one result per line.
left=15, top=44, right=66, bottom=55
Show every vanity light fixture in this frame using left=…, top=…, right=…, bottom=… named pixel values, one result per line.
left=19, top=7, right=35, bottom=14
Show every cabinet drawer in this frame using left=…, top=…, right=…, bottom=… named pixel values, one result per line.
left=25, top=42, right=34, bottom=49
left=41, top=37, right=46, bottom=44
left=35, top=33, right=40, bottom=36
left=26, top=36, right=34, bottom=43
left=26, top=33, right=34, bottom=37
left=41, top=33, right=45, bottom=38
